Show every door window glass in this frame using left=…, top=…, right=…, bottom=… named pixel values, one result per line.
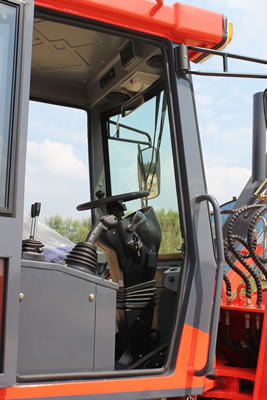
left=0, top=4, right=17, bottom=210
left=108, top=92, right=183, bottom=254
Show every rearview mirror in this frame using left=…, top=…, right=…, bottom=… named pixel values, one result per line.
left=137, top=146, right=160, bottom=200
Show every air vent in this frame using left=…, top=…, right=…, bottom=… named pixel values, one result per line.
left=120, top=41, right=136, bottom=68
left=105, top=92, right=130, bottom=103
left=147, top=55, right=163, bottom=69
left=100, top=68, right=115, bottom=89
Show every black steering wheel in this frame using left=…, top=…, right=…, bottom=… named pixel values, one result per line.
left=77, top=190, right=149, bottom=211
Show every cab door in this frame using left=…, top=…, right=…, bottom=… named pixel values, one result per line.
left=0, top=0, right=33, bottom=387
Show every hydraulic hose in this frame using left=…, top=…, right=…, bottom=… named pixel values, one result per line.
left=229, top=234, right=262, bottom=307
left=225, top=311, right=246, bottom=353
left=227, top=204, right=266, bottom=305
left=223, top=272, right=232, bottom=298
left=224, top=241, right=251, bottom=302
left=247, top=205, right=267, bottom=279
left=245, top=313, right=257, bottom=363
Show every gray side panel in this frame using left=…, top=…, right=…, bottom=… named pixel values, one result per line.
left=18, top=262, right=117, bottom=375
left=94, top=284, right=116, bottom=371
left=18, top=266, right=96, bottom=374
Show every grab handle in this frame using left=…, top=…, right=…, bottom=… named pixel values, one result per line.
left=193, top=194, right=224, bottom=377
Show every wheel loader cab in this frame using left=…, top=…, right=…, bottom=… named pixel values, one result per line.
left=19, top=8, right=184, bottom=377
left=0, top=0, right=231, bottom=395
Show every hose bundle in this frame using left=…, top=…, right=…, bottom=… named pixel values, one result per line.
left=223, top=203, right=266, bottom=307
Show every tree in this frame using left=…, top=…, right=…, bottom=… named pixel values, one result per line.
left=45, top=215, right=91, bottom=243
left=46, top=209, right=182, bottom=254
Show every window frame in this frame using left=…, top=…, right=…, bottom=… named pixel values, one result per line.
left=25, top=99, right=91, bottom=222
left=0, top=0, right=21, bottom=216
left=18, top=5, right=189, bottom=384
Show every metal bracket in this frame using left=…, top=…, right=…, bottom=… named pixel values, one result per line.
left=162, top=267, right=181, bottom=293
left=175, top=44, right=190, bottom=74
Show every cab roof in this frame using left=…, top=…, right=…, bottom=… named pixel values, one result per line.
left=34, top=0, right=231, bottom=61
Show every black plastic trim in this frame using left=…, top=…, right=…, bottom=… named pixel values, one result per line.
left=0, top=0, right=21, bottom=216
left=193, top=194, right=224, bottom=376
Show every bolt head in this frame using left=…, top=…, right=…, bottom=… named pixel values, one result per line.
left=89, top=293, right=95, bottom=301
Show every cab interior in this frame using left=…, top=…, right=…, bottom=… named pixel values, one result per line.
left=18, top=8, right=184, bottom=379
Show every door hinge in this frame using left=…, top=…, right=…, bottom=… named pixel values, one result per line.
left=175, top=44, right=190, bottom=73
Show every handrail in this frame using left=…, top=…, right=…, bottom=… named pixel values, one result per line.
left=193, top=194, right=225, bottom=376
left=186, top=45, right=267, bottom=79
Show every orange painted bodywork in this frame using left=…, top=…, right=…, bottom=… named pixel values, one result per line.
left=1, top=324, right=209, bottom=399
left=0, top=259, right=4, bottom=372
left=201, top=299, right=267, bottom=400
left=34, top=0, right=227, bottom=61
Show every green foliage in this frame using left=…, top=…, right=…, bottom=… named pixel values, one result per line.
left=45, top=215, right=91, bottom=243
left=156, top=209, right=182, bottom=254
left=46, top=209, right=182, bottom=254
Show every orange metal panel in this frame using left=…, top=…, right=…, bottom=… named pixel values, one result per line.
left=34, top=0, right=226, bottom=60
left=0, top=259, right=4, bottom=372
left=252, top=305, right=267, bottom=399
left=0, top=324, right=209, bottom=399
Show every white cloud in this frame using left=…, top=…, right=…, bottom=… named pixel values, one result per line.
left=27, top=140, right=88, bottom=180
left=25, top=140, right=89, bottom=219
left=205, top=165, right=251, bottom=204
left=28, top=101, right=88, bottom=144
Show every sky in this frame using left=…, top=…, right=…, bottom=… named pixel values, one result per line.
left=24, top=1, right=267, bottom=221
left=165, top=0, right=267, bottom=204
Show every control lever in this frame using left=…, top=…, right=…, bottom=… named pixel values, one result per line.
left=127, top=210, right=161, bottom=268
left=30, top=202, right=41, bottom=240
left=127, top=211, right=146, bottom=233
left=87, top=215, right=118, bottom=245
left=66, top=215, right=118, bottom=274
left=22, top=202, right=45, bottom=261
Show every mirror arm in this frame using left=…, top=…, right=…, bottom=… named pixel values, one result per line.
left=109, top=120, right=152, bottom=145
left=108, top=136, right=151, bottom=147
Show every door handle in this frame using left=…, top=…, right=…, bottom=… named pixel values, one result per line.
left=193, top=194, right=225, bottom=377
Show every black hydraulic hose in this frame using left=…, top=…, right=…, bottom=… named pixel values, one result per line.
left=253, top=324, right=260, bottom=351
left=220, top=209, right=235, bottom=215
left=229, top=234, right=254, bottom=259
left=221, top=312, right=247, bottom=357
left=223, top=273, right=232, bottom=298
left=246, top=193, right=259, bottom=206
left=245, top=328, right=257, bottom=362
left=245, top=314, right=258, bottom=362
left=229, top=234, right=262, bottom=307
left=225, top=323, right=247, bottom=353
left=224, top=241, right=252, bottom=301
left=254, top=314, right=261, bottom=349
left=227, top=204, right=264, bottom=241
left=247, top=206, right=267, bottom=280
left=227, top=204, right=266, bottom=305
